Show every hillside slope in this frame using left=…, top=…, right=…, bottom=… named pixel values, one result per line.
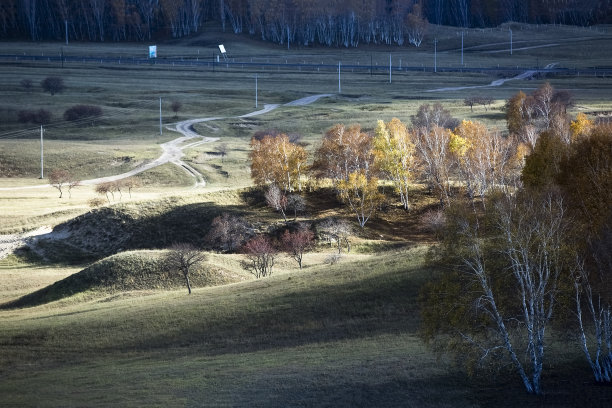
left=1, top=250, right=246, bottom=309
left=0, top=247, right=607, bottom=406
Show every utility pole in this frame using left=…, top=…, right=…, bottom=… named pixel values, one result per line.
left=159, top=98, right=162, bottom=135
left=389, top=53, right=392, bottom=84
left=338, top=61, right=341, bottom=94
left=40, top=125, right=44, bottom=179
left=255, top=74, right=258, bottom=108
left=370, top=54, right=373, bottom=76
left=510, top=28, right=513, bottom=55
left=434, top=38, right=438, bottom=73
left=65, top=20, right=68, bottom=45
left=461, top=31, right=464, bottom=65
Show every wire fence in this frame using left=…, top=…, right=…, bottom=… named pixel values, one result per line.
left=2, top=54, right=612, bottom=77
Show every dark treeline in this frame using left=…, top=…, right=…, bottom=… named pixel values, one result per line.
left=1, top=1, right=611, bottom=45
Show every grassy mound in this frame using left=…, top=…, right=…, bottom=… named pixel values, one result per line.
left=35, top=197, right=239, bottom=263
left=1, top=250, right=243, bottom=309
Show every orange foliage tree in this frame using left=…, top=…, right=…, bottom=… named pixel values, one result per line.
left=250, top=133, right=307, bottom=192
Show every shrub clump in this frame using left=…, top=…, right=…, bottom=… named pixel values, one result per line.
left=41, top=76, right=65, bottom=95
left=17, top=109, right=52, bottom=124
left=63, top=104, right=103, bottom=122
left=20, top=78, right=33, bottom=90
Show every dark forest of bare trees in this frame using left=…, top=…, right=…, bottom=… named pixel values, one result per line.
left=1, top=1, right=611, bottom=44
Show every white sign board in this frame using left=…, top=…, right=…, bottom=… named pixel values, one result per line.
left=149, top=45, right=157, bottom=58
left=218, top=44, right=226, bottom=54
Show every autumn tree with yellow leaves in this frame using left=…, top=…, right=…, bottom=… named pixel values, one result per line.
left=450, top=120, right=518, bottom=203
left=414, top=125, right=453, bottom=205
left=337, top=170, right=384, bottom=228
left=312, top=124, right=373, bottom=185
left=250, top=133, right=308, bottom=192
left=569, top=112, right=594, bottom=141
left=373, top=118, right=416, bottom=210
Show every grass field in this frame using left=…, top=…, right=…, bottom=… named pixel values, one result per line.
left=1, top=247, right=610, bottom=407
left=1, top=23, right=612, bottom=406
left=2, top=23, right=612, bottom=188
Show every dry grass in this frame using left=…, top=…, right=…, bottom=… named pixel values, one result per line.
left=1, top=24, right=612, bottom=407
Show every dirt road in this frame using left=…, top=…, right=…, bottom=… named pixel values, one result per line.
left=426, top=63, right=557, bottom=92
left=0, top=94, right=333, bottom=191
left=0, top=94, right=333, bottom=258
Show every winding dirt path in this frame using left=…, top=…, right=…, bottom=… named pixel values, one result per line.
left=0, top=94, right=333, bottom=191
left=425, top=63, right=557, bottom=93
left=0, top=94, right=333, bottom=259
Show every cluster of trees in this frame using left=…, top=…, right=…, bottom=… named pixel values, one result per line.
left=48, top=168, right=79, bottom=198
left=463, top=95, right=493, bottom=112
left=48, top=171, right=142, bottom=202
left=250, top=102, right=526, bottom=227
left=205, top=211, right=316, bottom=277
left=16, top=76, right=106, bottom=126
left=63, top=104, right=103, bottom=122
left=246, top=84, right=611, bottom=392
left=505, top=82, right=573, bottom=147
left=94, top=178, right=140, bottom=203
left=3, top=1, right=610, bottom=43
left=18, top=104, right=103, bottom=126
left=18, top=108, right=52, bottom=125
left=420, top=88, right=612, bottom=393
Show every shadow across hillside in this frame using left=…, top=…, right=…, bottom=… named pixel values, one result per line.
left=34, top=200, right=248, bottom=264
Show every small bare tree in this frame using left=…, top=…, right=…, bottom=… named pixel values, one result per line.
left=215, top=143, right=229, bottom=163
left=265, top=184, right=288, bottom=221
left=318, top=218, right=352, bottom=254
left=281, top=224, right=315, bottom=269
left=206, top=213, right=253, bottom=252
left=479, top=96, right=493, bottom=112
left=95, top=182, right=113, bottom=203
left=163, top=243, right=207, bottom=294
left=122, top=177, right=141, bottom=198
left=286, top=194, right=306, bottom=220
left=241, top=235, right=277, bottom=278
left=171, top=101, right=182, bottom=119
left=464, top=96, right=478, bottom=112
left=48, top=169, right=79, bottom=198
left=20, top=78, right=33, bottom=90
left=41, top=76, right=65, bottom=95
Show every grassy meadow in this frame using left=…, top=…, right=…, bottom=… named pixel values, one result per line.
left=1, top=23, right=612, bottom=406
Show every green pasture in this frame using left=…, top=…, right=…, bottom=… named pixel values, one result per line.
left=1, top=24, right=612, bottom=406
left=0, top=247, right=609, bottom=407
left=1, top=23, right=612, bottom=188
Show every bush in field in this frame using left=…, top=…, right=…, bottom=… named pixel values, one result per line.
left=171, top=100, right=182, bottom=118
left=88, top=197, right=106, bottom=208
left=205, top=213, right=253, bottom=252
left=20, top=78, right=33, bottom=90
left=63, top=104, right=103, bottom=122
left=17, top=109, right=52, bottom=125
left=41, top=76, right=65, bottom=95
left=241, top=235, right=277, bottom=278
left=281, top=224, right=315, bottom=269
